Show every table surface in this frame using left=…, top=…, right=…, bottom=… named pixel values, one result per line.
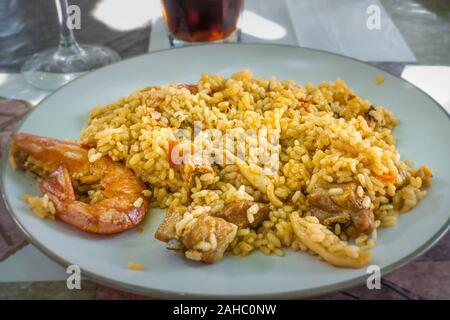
left=0, top=0, right=449, bottom=300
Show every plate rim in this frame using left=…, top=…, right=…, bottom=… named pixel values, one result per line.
left=1, top=43, right=449, bottom=299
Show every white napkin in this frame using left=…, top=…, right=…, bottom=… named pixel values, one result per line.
left=401, top=66, right=450, bottom=114
left=149, top=0, right=416, bottom=62
left=286, top=0, right=415, bottom=62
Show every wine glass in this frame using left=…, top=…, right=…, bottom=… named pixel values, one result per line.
left=21, top=0, right=120, bottom=90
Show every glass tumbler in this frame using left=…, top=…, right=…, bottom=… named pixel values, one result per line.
left=161, top=0, right=244, bottom=46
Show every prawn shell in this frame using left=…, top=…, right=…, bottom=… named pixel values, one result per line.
left=11, top=132, right=149, bottom=234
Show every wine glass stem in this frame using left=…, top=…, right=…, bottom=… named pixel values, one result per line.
left=55, top=0, right=83, bottom=56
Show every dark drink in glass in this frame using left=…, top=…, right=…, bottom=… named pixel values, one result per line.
left=161, top=0, right=244, bottom=43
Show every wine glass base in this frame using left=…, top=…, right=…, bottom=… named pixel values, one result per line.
left=21, top=44, right=120, bottom=90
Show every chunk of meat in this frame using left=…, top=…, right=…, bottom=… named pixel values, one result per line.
left=181, top=214, right=237, bottom=263
left=350, top=208, right=374, bottom=237
left=213, top=200, right=270, bottom=229
left=307, top=182, right=373, bottom=235
left=155, top=206, right=238, bottom=263
left=308, top=207, right=351, bottom=228
left=309, top=183, right=364, bottom=211
left=154, top=205, right=186, bottom=243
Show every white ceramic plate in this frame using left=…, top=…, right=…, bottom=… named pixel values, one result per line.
left=2, top=44, right=449, bottom=298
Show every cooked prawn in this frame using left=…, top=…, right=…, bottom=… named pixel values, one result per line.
left=10, top=132, right=149, bottom=234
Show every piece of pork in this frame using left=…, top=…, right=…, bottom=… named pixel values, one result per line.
left=308, top=207, right=351, bottom=227
left=155, top=206, right=238, bottom=263
left=307, top=182, right=374, bottom=235
left=350, top=208, right=373, bottom=236
left=154, top=205, right=186, bottom=243
left=213, top=200, right=270, bottom=229
left=181, top=214, right=237, bottom=263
